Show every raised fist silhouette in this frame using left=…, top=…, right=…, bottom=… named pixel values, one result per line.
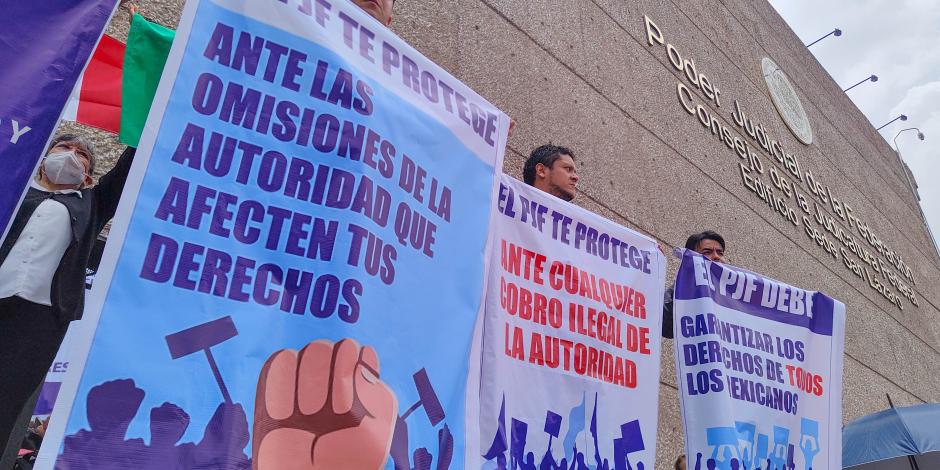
left=252, top=339, right=398, bottom=470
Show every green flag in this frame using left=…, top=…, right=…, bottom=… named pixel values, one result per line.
left=119, top=13, right=175, bottom=147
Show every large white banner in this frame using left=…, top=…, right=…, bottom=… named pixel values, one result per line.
left=673, top=249, right=845, bottom=470
left=475, top=175, right=666, bottom=470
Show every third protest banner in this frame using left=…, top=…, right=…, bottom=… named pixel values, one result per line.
left=0, top=0, right=116, bottom=237
left=673, top=249, right=845, bottom=470
left=476, top=175, right=666, bottom=470
left=39, top=0, right=508, bottom=468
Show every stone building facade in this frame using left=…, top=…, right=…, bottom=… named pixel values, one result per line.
left=78, top=0, right=940, bottom=467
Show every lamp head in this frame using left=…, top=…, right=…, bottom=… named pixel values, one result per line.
left=834, top=28, right=842, bottom=37
left=870, top=75, right=879, bottom=82
left=917, top=132, right=925, bottom=141
left=900, top=114, right=908, bottom=121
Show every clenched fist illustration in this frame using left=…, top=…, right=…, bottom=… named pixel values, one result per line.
left=252, top=339, right=398, bottom=470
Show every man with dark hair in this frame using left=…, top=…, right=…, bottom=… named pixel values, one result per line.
left=682, top=230, right=726, bottom=264
left=0, top=134, right=135, bottom=451
left=523, top=144, right=579, bottom=201
left=662, top=231, right=728, bottom=338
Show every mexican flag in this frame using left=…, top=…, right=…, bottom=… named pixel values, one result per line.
left=62, top=14, right=174, bottom=144
left=120, top=13, right=174, bottom=146
left=62, top=34, right=124, bottom=134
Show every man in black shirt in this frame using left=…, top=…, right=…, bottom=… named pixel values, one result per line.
left=662, top=231, right=727, bottom=339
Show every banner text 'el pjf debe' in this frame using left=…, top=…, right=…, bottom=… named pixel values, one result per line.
left=673, top=249, right=845, bottom=470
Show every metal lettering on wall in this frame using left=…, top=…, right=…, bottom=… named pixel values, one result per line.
left=644, top=15, right=917, bottom=311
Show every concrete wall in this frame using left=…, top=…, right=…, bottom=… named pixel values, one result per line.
left=79, top=1, right=940, bottom=468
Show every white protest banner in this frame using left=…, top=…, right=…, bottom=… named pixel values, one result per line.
left=475, top=175, right=666, bottom=470
left=37, top=0, right=508, bottom=468
left=673, top=249, right=845, bottom=470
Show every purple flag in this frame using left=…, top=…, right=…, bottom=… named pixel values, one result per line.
left=544, top=410, right=562, bottom=438
left=0, top=0, right=117, bottom=236
left=33, top=382, right=63, bottom=416
left=620, top=420, right=645, bottom=453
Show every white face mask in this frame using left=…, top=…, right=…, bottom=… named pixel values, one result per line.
left=43, top=151, right=87, bottom=186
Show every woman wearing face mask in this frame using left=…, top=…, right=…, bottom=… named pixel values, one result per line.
left=0, top=134, right=136, bottom=450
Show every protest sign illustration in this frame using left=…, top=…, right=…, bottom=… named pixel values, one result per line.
left=673, top=249, right=844, bottom=470
left=38, top=1, right=508, bottom=468
left=476, top=175, right=666, bottom=470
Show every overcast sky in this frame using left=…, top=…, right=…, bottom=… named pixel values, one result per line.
left=768, top=0, right=940, bottom=253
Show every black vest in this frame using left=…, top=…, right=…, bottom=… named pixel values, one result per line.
left=0, top=147, right=135, bottom=323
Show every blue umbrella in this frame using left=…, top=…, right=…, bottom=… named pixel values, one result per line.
left=843, top=403, right=940, bottom=469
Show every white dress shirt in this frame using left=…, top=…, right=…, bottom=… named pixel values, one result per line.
left=0, top=180, right=80, bottom=306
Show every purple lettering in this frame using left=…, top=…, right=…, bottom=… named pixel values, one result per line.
left=253, top=263, right=282, bottom=305
left=280, top=269, right=312, bottom=314
left=282, top=50, right=307, bottom=91
left=310, top=274, right=340, bottom=318
left=192, top=73, right=223, bottom=115
left=262, top=40, right=289, bottom=83
left=209, top=191, right=238, bottom=238
left=284, top=157, right=316, bottom=200
left=232, top=31, right=264, bottom=75
left=204, top=23, right=234, bottom=65
left=327, top=69, right=355, bottom=110
left=204, top=133, right=236, bottom=177
left=220, top=82, right=261, bottom=129
left=285, top=212, right=313, bottom=257
left=140, top=233, right=178, bottom=283
left=235, top=141, right=263, bottom=184
left=155, top=178, right=190, bottom=225
left=312, top=113, right=341, bottom=152
left=381, top=42, right=400, bottom=75
left=257, top=150, right=288, bottom=192
left=358, top=26, right=376, bottom=63
left=338, top=11, right=357, bottom=48
left=295, top=107, right=317, bottom=147
left=234, top=200, right=264, bottom=244
left=401, top=55, right=421, bottom=93
left=199, top=248, right=231, bottom=296
left=339, top=279, right=362, bottom=323
left=354, top=80, right=373, bottom=116
left=229, top=256, right=255, bottom=302
left=265, top=206, right=293, bottom=250
left=187, top=185, right=216, bottom=229
left=313, top=0, right=331, bottom=26
left=420, top=70, right=439, bottom=103
left=173, top=243, right=205, bottom=290
left=172, top=124, right=205, bottom=169
left=325, top=168, right=355, bottom=209
left=309, top=218, right=338, bottom=260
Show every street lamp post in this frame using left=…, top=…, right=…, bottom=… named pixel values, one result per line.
left=893, top=127, right=926, bottom=153
left=876, top=114, right=907, bottom=131
left=893, top=127, right=925, bottom=196
left=843, top=74, right=878, bottom=92
left=806, top=28, right=842, bottom=48
left=892, top=127, right=939, bottom=259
